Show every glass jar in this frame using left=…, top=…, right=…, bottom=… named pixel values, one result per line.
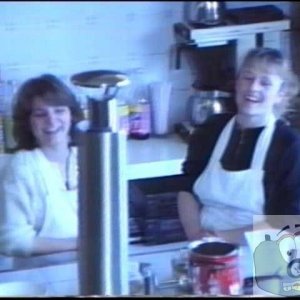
left=129, top=261, right=144, bottom=296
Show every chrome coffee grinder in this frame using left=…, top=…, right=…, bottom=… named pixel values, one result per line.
left=71, top=70, right=130, bottom=296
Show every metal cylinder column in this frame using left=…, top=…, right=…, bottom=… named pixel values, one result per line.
left=77, top=97, right=129, bottom=295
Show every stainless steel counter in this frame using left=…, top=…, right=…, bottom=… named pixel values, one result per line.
left=0, top=242, right=257, bottom=296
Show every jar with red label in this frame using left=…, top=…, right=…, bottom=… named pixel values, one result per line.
left=188, top=239, right=241, bottom=296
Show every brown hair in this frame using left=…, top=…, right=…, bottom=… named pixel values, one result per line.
left=237, top=47, right=300, bottom=116
left=13, top=74, right=84, bottom=150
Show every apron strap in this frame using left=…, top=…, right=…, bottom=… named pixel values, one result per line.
left=207, top=114, right=276, bottom=171
left=207, top=116, right=236, bottom=168
left=250, top=114, right=276, bottom=170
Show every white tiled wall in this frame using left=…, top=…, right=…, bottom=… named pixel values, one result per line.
left=0, top=1, right=291, bottom=129
left=0, top=1, right=194, bottom=129
left=0, top=2, right=179, bottom=77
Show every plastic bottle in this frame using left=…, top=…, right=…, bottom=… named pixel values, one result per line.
left=117, top=98, right=130, bottom=136
left=126, top=67, right=151, bottom=139
left=129, top=98, right=151, bottom=139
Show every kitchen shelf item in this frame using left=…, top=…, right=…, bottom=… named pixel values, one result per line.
left=71, top=70, right=130, bottom=100
left=173, top=6, right=290, bottom=69
left=193, top=2, right=226, bottom=26
left=187, top=89, right=233, bottom=126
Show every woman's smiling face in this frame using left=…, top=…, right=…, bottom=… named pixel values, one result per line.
left=235, top=62, right=284, bottom=118
left=30, top=97, right=72, bottom=149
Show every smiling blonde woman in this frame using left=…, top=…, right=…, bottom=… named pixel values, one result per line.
left=178, top=47, right=300, bottom=244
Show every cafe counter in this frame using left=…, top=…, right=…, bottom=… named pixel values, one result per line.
left=0, top=241, right=255, bottom=296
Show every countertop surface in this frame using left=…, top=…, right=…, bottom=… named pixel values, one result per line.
left=0, top=135, right=190, bottom=295
left=127, top=134, right=187, bottom=180
left=0, top=241, right=189, bottom=272
left=0, top=134, right=187, bottom=180
left=0, top=243, right=255, bottom=296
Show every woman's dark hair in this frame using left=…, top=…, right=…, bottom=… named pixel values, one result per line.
left=13, top=74, right=84, bottom=150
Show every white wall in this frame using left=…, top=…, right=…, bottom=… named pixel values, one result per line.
left=0, top=1, right=195, bottom=130
left=0, top=1, right=292, bottom=130
left=0, top=2, right=181, bottom=79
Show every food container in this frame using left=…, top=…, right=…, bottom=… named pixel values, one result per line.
left=188, top=239, right=241, bottom=295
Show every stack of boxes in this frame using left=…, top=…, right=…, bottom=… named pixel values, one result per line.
left=142, top=192, right=186, bottom=245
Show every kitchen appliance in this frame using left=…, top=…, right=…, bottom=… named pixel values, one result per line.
left=196, top=1, right=225, bottom=26
left=185, top=2, right=226, bottom=27
left=71, top=70, right=130, bottom=295
left=184, top=4, right=284, bottom=30
left=187, top=89, right=233, bottom=126
left=174, top=89, right=235, bottom=142
left=174, top=5, right=288, bottom=68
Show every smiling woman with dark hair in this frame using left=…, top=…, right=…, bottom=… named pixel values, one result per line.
left=0, top=74, right=84, bottom=261
left=13, top=74, right=83, bottom=150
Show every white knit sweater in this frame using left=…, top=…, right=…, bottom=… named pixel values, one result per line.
left=0, top=147, right=78, bottom=257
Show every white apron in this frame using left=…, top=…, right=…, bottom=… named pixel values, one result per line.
left=193, top=114, right=276, bottom=231
left=13, top=149, right=78, bottom=269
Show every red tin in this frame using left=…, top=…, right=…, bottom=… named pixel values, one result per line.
left=188, top=239, right=241, bottom=295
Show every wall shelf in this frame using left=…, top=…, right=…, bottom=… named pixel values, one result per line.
left=174, top=19, right=291, bottom=69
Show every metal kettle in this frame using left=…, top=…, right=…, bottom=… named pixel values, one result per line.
left=194, top=1, right=225, bottom=26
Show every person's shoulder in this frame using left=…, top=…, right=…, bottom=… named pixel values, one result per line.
left=275, top=120, right=300, bottom=146
left=8, top=149, right=40, bottom=170
left=0, top=149, right=38, bottom=180
left=11, top=149, right=38, bottom=161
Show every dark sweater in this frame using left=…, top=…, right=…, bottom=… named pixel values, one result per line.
left=182, top=113, right=300, bottom=215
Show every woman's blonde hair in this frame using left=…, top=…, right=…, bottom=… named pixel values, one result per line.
left=238, top=47, right=300, bottom=117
